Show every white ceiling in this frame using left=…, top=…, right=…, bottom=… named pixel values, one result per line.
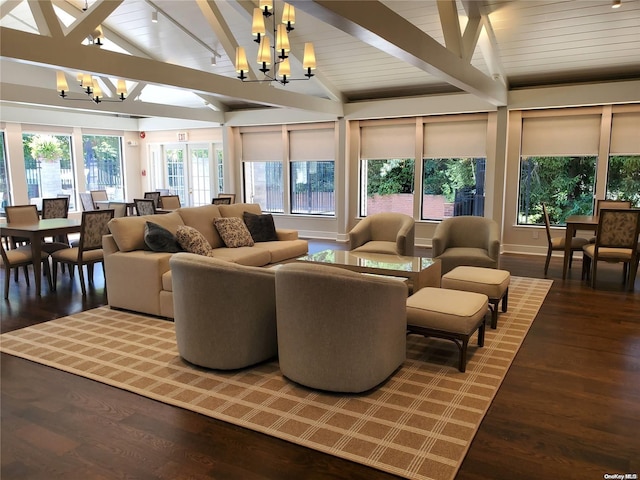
left=1, top=0, right=639, bottom=123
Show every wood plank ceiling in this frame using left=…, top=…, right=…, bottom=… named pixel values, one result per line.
left=0, top=0, right=638, bottom=122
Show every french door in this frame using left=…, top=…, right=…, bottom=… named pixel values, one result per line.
left=160, top=144, right=212, bottom=207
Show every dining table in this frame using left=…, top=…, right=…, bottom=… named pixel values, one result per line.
left=563, top=215, right=598, bottom=280
left=0, top=218, right=82, bottom=296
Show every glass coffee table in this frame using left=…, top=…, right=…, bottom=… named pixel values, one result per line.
left=296, top=249, right=441, bottom=292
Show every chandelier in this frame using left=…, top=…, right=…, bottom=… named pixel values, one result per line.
left=235, top=0, right=316, bottom=85
left=57, top=71, right=127, bottom=104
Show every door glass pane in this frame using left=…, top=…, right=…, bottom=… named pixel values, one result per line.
left=290, top=161, right=335, bottom=215
left=606, top=155, right=640, bottom=207
left=190, top=147, right=210, bottom=206
left=22, top=133, right=76, bottom=211
left=422, top=157, right=486, bottom=220
left=360, top=158, right=414, bottom=217
left=243, top=161, right=283, bottom=213
left=165, top=148, right=186, bottom=205
left=83, top=135, right=124, bottom=202
left=0, top=132, right=10, bottom=214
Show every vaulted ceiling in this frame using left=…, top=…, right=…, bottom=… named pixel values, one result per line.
left=1, top=0, right=639, bottom=124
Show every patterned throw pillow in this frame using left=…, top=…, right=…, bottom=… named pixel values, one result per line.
left=243, top=211, right=279, bottom=242
left=214, top=217, right=255, bottom=248
left=175, top=225, right=215, bottom=256
left=144, top=221, right=183, bottom=253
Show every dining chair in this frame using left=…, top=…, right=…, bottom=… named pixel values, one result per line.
left=134, top=198, right=156, bottom=216
left=595, top=199, right=632, bottom=215
left=144, top=191, right=161, bottom=209
left=542, top=203, right=589, bottom=276
left=90, top=190, right=109, bottom=208
left=5, top=205, right=39, bottom=247
left=582, top=209, right=640, bottom=291
left=159, top=195, right=181, bottom=210
left=217, top=193, right=236, bottom=204
left=79, top=193, right=96, bottom=211
left=107, top=202, right=128, bottom=218
left=211, top=197, right=231, bottom=205
left=51, top=209, right=115, bottom=295
left=0, top=242, right=52, bottom=299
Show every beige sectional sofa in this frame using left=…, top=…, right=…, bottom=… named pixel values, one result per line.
left=103, top=203, right=308, bottom=318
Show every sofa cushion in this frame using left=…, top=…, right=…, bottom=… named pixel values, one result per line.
left=108, top=212, right=184, bottom=252
left=144, top=221, right=183, bottom=253
left=176, top=225, right=216, bottom=256
left=209, top=247, right=271, bottom=266
left=176, top=204, right=224, bottom=248
left=252, top=239, right=309, bottom=264
left=214, top=217, right=255, bottom=248
left=243, top=212, right=279, bottom=242
left=218, top=203, right=262, bottom=218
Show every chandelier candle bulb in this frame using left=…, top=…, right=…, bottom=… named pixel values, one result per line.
left=259, top=0, right=273, bottom=16
left=81, top=73, right=93, bottom=94
left=235, top=47, right=249, bottom=80
left=276, top=24, right=290, bottom=59
left=56, top=71, right=68, bottom=97
left=282, top=3, right=295, bottom=31
left=258, top=36, right=271, bottom=73
left=252, top=8, right=265, bottom=43
left=117, top=79, right=128, bottom=100
left=303, top=43, right=316, bottom=77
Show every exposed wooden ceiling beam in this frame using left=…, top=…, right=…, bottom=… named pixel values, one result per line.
left=291, top=0, right=507, bottom=106
left=0, top=27, right=344, bottom=116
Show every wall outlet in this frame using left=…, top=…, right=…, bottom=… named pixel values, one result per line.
left=532, top=230, right=539, bottom=239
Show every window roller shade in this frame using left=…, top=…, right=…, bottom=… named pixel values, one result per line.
left=241, top=131, right=283, bottom=161
left=521, top=115, right=600, bottom=156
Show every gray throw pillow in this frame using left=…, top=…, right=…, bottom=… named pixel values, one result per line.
left=144, top=221, right=183, bottom=253
left=243, top=212, right=278, bottom=242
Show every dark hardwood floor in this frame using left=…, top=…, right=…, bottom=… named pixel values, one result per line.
left=2, top=241, right=639, bottom=479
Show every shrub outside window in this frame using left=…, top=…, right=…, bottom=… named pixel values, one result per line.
left=518, top=155, right=596, bottom=225
left=360, top=158, right=414, bottom=217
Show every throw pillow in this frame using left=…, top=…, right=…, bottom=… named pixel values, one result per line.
left=176, top=225, right=215, bottom=256
left=243, top=211, right=278, bottom=242
left=214, top=217, right=255, bottom=248
left=144, top=221, right=183, bottom=253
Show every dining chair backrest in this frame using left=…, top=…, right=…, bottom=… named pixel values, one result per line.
left=79, top=210, right=115, bottom=252
left=160, top=195, right=181, bottom=210
left=108, top=202, right=128, bottom=218
left=41, top=197, right=69, bottom=219
left=594, top=209, right=640, bottom=250
left=79, top=193, right=96, bottom=211
left=217, top=193, right=236, bottom=204
left=595, top=199, right=632, bottom=215
left=144, top=191, right=161, bottom=208
left=212, top=197, right=231, bottom=205
left=134, top=198, right=156, bottom=216
left=90, top=190, right=109, bottom=208
left=5, top=205, right=39, bottom=224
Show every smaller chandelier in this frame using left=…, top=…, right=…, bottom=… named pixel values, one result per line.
left=57, top=71, right=127, bottom=104
left=235, top=1, right=316, bottom=85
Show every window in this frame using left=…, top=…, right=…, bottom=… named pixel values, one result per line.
left=83, top=135, right=124, bottom=201
left=606, top=155, right=640, bottom=207
left=360, top=122, right=415, bottom=217
left=189, top=146, right=211, bottom=206
left=216, top=147, right=224, bottom=194
left=0, top=132, right=9, bottom=213
left=165, top=147, right=186, bottom=204
left=518, top=156, right=596, bottom=224
left=22, top=133, right=76, bottom=211
left=360, top=158, right=414, bottom=217
left=421, top=118, right=487, bottom=220
left=422, top=157, right=485, bottom=220
left=291, top=161, right=335, bottom=215
left=518, top=114, right=600, bottom=225
left=289, top=128, right=335, bottom=216
left=243, top=161, right=283, bottom=213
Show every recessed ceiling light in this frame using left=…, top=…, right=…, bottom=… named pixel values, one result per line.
left=612, top=0, right=621, bottom=8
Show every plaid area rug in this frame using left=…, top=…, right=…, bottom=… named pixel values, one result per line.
left=0, top=276, right=551, bottom=480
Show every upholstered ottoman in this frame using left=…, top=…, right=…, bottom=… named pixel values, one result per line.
left=406, top=287, right=488, bottom=373
left=441, top=266, right=510, bottom=329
